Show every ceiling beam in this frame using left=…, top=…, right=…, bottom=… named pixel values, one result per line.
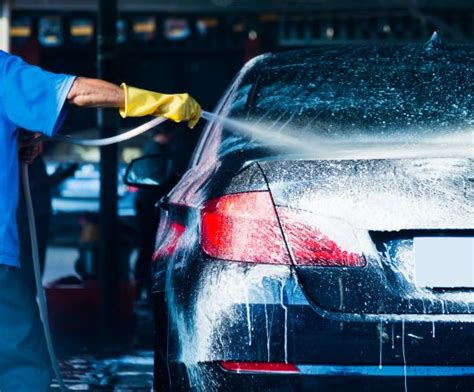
left=11, top=0, right=474, bottom=12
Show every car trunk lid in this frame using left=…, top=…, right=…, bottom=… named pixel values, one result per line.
left=259, top=158, right=474, bottom=317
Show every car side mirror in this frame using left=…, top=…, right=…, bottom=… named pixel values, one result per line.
left=124, top=154, right=173, bottom=187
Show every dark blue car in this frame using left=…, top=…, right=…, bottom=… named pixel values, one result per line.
left=127, top=43, right=474, bottom=391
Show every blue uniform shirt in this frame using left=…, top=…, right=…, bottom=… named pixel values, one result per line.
left=0, top=51, right=75, bottom=267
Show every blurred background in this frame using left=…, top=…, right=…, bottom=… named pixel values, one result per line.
left=0, top=0, right=472, bottom=389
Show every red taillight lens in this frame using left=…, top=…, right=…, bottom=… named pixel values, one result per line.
left=278, top=208, right=366, bottom=267
left=201, top=191, right=365, bottom=267
left=220, top=361, right=299, bottom=374
left=153, top=222, right=186, bottom=261
left=201, top=192, right=290, bottom=264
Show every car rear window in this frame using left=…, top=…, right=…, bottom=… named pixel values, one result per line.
left=216, top=45, right=473, bottom=160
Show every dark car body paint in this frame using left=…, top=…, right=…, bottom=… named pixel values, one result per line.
left=151, top=45, right=474, bottom=391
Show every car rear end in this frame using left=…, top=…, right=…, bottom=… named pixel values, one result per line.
left=153, top=45, right=474, bottom=391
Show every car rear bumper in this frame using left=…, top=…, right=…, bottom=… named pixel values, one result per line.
left=163, top=361, right=474, bottom=391
left=157, top=259, right=474, bottom=389
left=295, top=365, right=474, bottom=377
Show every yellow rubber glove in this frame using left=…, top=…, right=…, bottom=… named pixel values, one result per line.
left=119, top=84, right=201, bottom=129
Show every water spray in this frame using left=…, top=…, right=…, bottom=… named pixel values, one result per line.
left=203, top=111, right=473, bottom=160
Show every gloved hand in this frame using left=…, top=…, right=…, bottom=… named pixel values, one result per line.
left=119, top=84, right=201, bottom=129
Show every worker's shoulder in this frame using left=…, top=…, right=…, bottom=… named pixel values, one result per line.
left=0, top=52, right=27, bottom=77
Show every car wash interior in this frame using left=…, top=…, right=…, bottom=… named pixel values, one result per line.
left=2, top=0, right=474, bottom=390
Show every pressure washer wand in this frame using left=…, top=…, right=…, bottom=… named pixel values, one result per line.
left=51, top=116, right=168, bottom=146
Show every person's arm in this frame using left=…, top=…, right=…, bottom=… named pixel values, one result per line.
left=1, top=52, right=200, bottom=131
left=67, top=77, right=125, bottom=108
left=67, top=78, right=201, bottom=128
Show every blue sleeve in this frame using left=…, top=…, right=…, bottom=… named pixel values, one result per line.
left=0, top=52, right=76, bottom=137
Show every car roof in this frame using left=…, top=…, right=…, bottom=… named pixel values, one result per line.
left=258, top=39, right=474, bottom=71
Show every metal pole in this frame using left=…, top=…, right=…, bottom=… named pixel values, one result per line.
left=97, top=0, right=120, bottom=335
left=0, top=0, right=10, bottom=52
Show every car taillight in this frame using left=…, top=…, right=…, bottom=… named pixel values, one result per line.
left=277, top=208, right=366, bottom=267
left=220, top=361, right=299, bottom=374
left=152, top=222, right=186, bottom=261
left=201, top=192, right=290, bottom=264
left=200, top=191, right=365, bottom=267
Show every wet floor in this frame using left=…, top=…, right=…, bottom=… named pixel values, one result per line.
left=52, top=349, right=153, bottom=391
left=50, top=300, right=154, bottom=391
left=51, top=309, right=154, bottom=391
left=44, top=246, right=154, bottom=391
